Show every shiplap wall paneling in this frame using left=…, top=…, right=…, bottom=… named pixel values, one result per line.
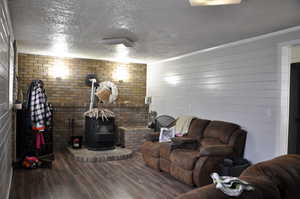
left=148, top=28, right=300, bottom=163
left=0, top=0, right=13, bottom=198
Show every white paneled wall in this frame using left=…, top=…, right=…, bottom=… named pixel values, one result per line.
left=0, top=0, right=14, bottom=198
left=148, top=28, right=300, bottom=163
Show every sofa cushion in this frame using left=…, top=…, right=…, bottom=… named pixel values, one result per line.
left=160, top=158, right=171, bottom=173
left=170, top=164, right=194, bottom=185
left=170, top=149, right=200, bottom=170
left=143, top=154, right=160, bottom=170
left=140, top=141, right=160, bottom=158
left=203, top=121, right=240, bottom=144
left=187, top=119, right=210, bottom=140
left=160, top=142, right=173, bottom=160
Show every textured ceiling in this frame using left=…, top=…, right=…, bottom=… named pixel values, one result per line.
left=8, top=0, right=300, bottom=63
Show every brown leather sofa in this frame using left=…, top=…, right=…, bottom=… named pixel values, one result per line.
left=140, top=118, right=247, bottom=187
left=140, top=118, right=210, bottom=171
left=176, top=154, right=300, bottom=199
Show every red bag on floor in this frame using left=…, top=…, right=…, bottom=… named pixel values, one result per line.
left=22, top=156, right=39, bottom=169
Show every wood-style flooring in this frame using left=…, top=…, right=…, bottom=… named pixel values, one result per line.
left=9, top=151, right=193, bottom=199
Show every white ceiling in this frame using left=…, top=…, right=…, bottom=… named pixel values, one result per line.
left=8, top=0, right=300, bottom=63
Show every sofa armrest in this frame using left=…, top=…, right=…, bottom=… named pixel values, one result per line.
left=171, top=137, right=197, bottom=144
left=171, top=137, right=199, bottom=150
left=176, top=177, right=281, bottom=199
left=199, top=145, right=233, bottom=157
left=192, top=146, right=233, bottom=187
left=175, top=184, right=227, bottom=199
left=145, top=132, right=160, bottom=142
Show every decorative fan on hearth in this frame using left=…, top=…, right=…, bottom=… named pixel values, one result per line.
left=84, top=75, right=118, bottom=120
left=95, top=81, right=118, bottom=104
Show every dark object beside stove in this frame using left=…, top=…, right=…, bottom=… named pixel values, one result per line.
left=68, top=119, right=83, bottom=149
left=85, top=117, right=116, bottom=151
left=71, top=136, right=83, bottom=149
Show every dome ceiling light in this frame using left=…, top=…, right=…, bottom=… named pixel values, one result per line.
left=189, top=0, right=242, bottom=6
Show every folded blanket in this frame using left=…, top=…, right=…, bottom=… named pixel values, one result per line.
left=175, top=116, right=195, bottom=136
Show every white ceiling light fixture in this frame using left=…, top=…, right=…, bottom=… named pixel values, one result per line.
left=101, top=37, right=135, bottom=47
left=49, top=60, right=69, bottom=79
left=189, top=0, right=242, bottom=6
left=113, top=65, right=130, bottom=82
left=115, top=43, right=130, bottom=63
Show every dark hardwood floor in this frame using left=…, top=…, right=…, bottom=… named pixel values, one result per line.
left=10, top=151, right=192, bottom=199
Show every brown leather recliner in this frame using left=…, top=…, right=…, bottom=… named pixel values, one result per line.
left=169, top=121, right=247, bottom=187
left=159, top=119, right=211, bottom=173
left=141, top=119, right=247, bottom=187
left=140, top=118, right=210, bottom=171
left=176, top=154, right=300, bottom=199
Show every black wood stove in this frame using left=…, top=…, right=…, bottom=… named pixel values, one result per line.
left=85, top=117, right=116, bottom=151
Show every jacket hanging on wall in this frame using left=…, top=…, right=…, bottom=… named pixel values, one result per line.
left=27, top=80, right=52, bottom=149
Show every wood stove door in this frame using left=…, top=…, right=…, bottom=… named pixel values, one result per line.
left=96, top=118, right=115, bottom=134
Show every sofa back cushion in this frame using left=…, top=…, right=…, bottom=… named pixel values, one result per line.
left=187, top=118, right=210, bottom=140
left=203, top=121, right=240, bottom=144
left=241, top=154, right=300, bottom=199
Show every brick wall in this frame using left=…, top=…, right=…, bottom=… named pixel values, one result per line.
left=18, top=53, right=146, bottom=106
left=18, top=53, right=148, bottom=150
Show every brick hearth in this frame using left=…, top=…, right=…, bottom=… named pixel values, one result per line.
left=67, top=147, right=133, bottom=162
left=119, top=127, right=153, bottom=151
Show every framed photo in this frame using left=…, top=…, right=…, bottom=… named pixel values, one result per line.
left=159, top=127, right=175, bottom=142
